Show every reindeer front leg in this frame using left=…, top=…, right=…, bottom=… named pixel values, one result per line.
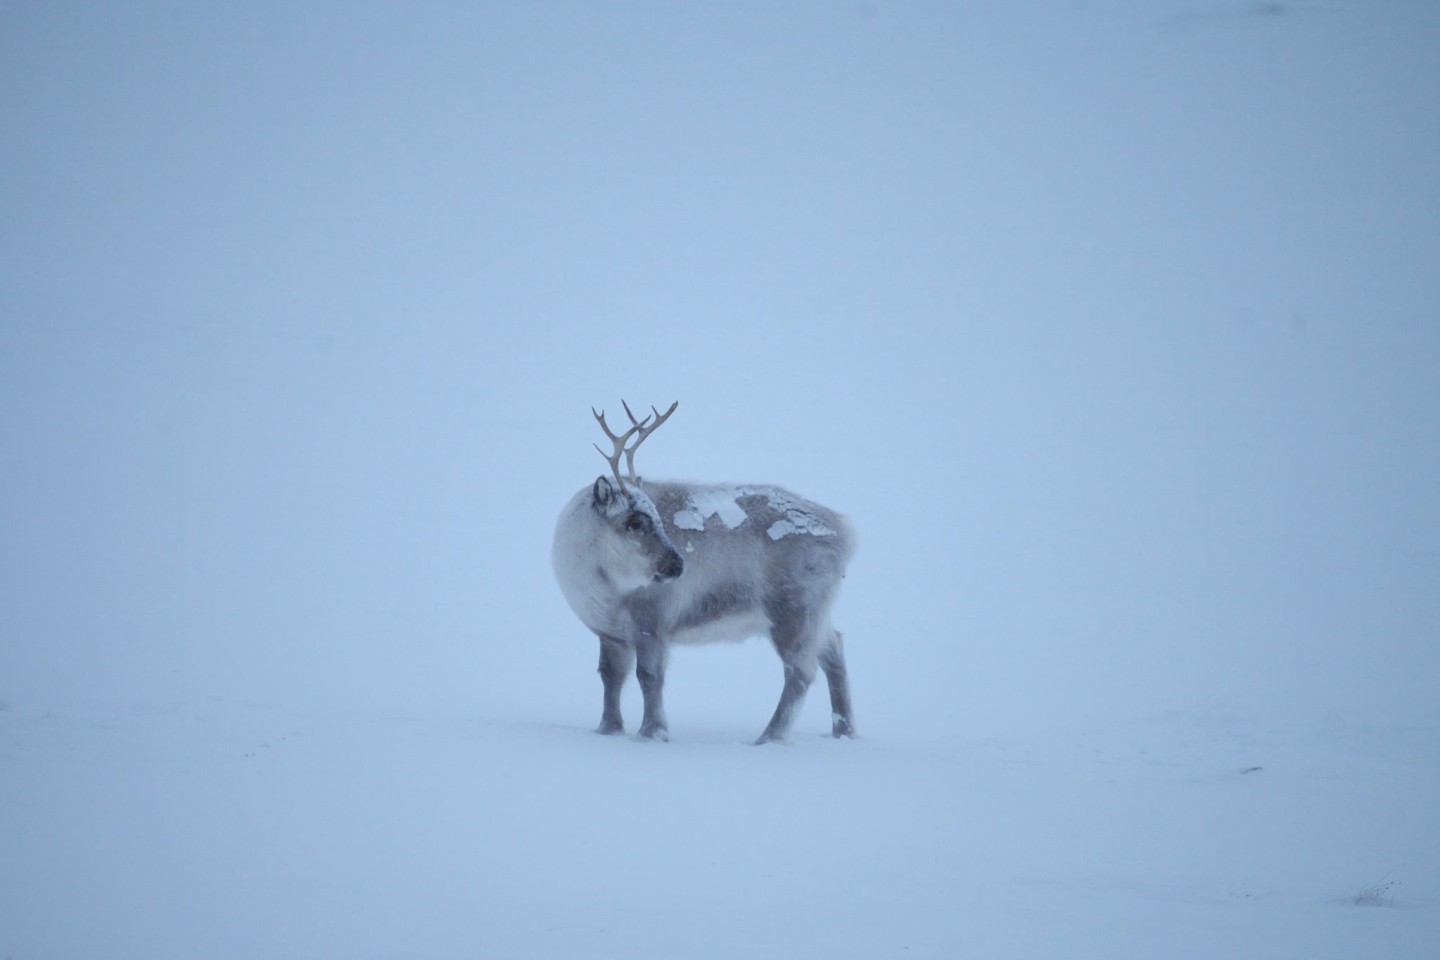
left=624, top=598, right=669, bottom=741
left=634, top=632, right=669, bottom=741
left=596, top=634, right=633, bottom=735
left=624, top=592, right=673, bottom=742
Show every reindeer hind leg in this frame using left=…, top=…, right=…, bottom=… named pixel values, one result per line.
left=818, top=628, right=855, bottom=738
left=755, top=602, right=819, bottom=745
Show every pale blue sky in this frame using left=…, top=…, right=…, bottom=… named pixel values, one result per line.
left=3, top=1, right=1437, bottom=734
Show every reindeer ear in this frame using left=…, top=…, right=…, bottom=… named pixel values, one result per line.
left=592, top=476, right=614, bottom=509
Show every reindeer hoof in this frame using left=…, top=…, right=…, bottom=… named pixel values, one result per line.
left=636, top=722, right=668, bottom=742
left=831, top=718, right=856, bottom=739
left=596, top=719, right=625, bottom=735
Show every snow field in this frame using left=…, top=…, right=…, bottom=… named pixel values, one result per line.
left=3, top=696, right=1435, bottom=958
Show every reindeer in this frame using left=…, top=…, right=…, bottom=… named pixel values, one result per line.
left=552, top=401, right=856, bottom=744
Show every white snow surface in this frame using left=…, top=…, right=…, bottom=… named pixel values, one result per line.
left=3, top=2, right=1439, bottom=958
left=2, top=698, right=1438, bottom=959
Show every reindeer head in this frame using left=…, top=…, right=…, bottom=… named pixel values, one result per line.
left=581, top=401, right=684, bottom=588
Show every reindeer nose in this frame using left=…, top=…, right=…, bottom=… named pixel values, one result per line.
left=657, top=552, right=685, bottom=581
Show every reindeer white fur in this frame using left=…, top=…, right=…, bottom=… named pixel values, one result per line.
left=552, top=401, right=856, bottom=744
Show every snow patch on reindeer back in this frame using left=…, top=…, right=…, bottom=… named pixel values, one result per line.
left=672, top=487, right=749, bottom=531
left=671, top=485, right=837, bottom=541
left=759, top=487, right=837, bottom=541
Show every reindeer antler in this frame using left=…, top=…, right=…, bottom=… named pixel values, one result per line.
left=591, top=400, right=678, bottom=493
left=592, top=407, right=644, bottom=494
left=620, top=400, right=678, bottom=482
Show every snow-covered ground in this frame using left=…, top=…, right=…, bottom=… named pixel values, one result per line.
left=3, top=2, right=1437, bottom=957
left=3, top=695, right=1436, bottom=958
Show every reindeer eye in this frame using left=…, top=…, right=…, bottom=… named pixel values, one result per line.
left=624, top=513, right=650, bottom=534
